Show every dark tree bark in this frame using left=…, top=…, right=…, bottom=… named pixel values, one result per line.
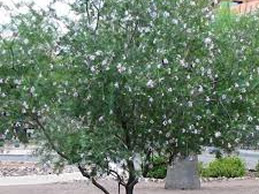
left=124, top=160, right=138, bottom=194
left=125, top=178, right=138, bottom=194
left=125, top=185, right=134, bottom=194
left=78, top=165, right=110, bottom=194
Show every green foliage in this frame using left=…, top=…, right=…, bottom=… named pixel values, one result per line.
left=146, top=156, right=167, bottom=179
left=0, top=139, right=4, bottom=147
left=215, top=150, right=223, bottom=159
left=198, top=162, right=206, bottom=176
left=1, top=0, right=259, bottom=193
left=201, top=157, right=246, bottom=178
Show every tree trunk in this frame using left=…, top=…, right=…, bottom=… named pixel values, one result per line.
left=165, top=155, right=200, bottom=190
left=125, top=186, right=134, bottom=194
left=78, top=165, right=110, bottom=194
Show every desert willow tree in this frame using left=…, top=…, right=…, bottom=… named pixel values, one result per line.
left=1, top=0, right=259, bottom=193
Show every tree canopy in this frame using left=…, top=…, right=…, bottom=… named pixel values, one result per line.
left=1, top=0, right=259, bottom=193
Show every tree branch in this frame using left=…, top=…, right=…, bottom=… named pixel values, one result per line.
left=34, top=116, right=69, bottom=160
left=109, top=169, right=126, bottom=187
left=78, top=164, right=110, bottom=194
left=92, top=3, right=101, bottom=33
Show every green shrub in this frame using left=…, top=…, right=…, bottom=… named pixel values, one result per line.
left=201, top=157, right=246, bottom=178
left=0, top=140, right=4, bottom=147
left=198, top=162, right=206, bottom=176
left=146, top=156, right=167, bottom=179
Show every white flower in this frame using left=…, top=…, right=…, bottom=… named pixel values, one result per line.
left=95, top=50, right=102, bottom=56
left=168, top=119, right=172, bottom=124
left=168, top=87, right=172, bottom=92
left=198, top=85, right=204, bottom=93
left=146, top=79, right=155, bottom=88
left=227, top=143, right=232, bottom=148
left=256, top=126, right=259, bottom=131
left=204, top=37, right=212, bottom=45
left=24, top=38, right=29, bottom=44
left=215, top=131, right=221, bottom=138
left=73, top=92, right=78, bottom=97
left=180, top=59, right=188, bottom=68
left=14, top=79, right=22, bottom=85
left=163, top=120, right=168, bottom=126
left=22, top=101, right=29, bottom=109
left=114, top=82, right=119, bottom=88
left=89, top=55, right=96, bottom=60
left=190, top=1, right=196, bottom=6
left=90, top=66, right=96, bottom=73
left=117, top=63, right=126, bottom=73
left=221, top=94, right=227, bottom=100
left=163, top=58, right=169, bottom=64
left=30, top=86, right=35, bottom=94
left=207, top=68, right=212, bottom=75
left=188, top=101, right=193, bottom=107
left=98, top=116, right=104, bottom=122
left=196, top=115, right=202, bottom=120
left=241, top=88, right=246, bottom=93
left=172, top=19, right=179, bottom=25
left=22, top=108, right=26, bottom=114
left=102, top=59, right=108, bottom=66
left=163, top=11, right=170, bottom=18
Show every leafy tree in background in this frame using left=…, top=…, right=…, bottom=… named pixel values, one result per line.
left=1, top=1, right=259, bottom=193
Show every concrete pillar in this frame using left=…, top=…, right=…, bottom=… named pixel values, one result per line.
left=165, top=155, right=200, bottom=190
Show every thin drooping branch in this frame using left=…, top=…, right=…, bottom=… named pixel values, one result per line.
left=78, top=164, right=110, bottom=194
left=34, top=115, right=111, bottom=194
left=109, top=169, right=126, bottom=187
left=34, top=116, right=69, bottom=160
left=92, top=2, right=101, bottom=33
left=109, top=169, right=126, bottom=194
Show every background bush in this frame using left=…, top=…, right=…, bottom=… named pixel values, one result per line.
left=201, top=157, right=246, bottom=178
left=146, top=156, right=246, bottom=179
left=0, top=139, right=4, bottom=147
left=146, top=156, right=167, bottom=179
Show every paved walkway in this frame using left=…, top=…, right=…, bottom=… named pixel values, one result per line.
left=0, top=179, right=259, bottom=194
left=0, top=173, right=84, bottom=186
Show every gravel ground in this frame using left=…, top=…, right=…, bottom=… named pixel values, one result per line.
left=0, top=161, right=78, bottom=177
left=0, top=179, right=259, bottom=194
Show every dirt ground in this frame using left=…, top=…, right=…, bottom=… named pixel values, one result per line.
left=0, top=179, right=259, bottom=194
